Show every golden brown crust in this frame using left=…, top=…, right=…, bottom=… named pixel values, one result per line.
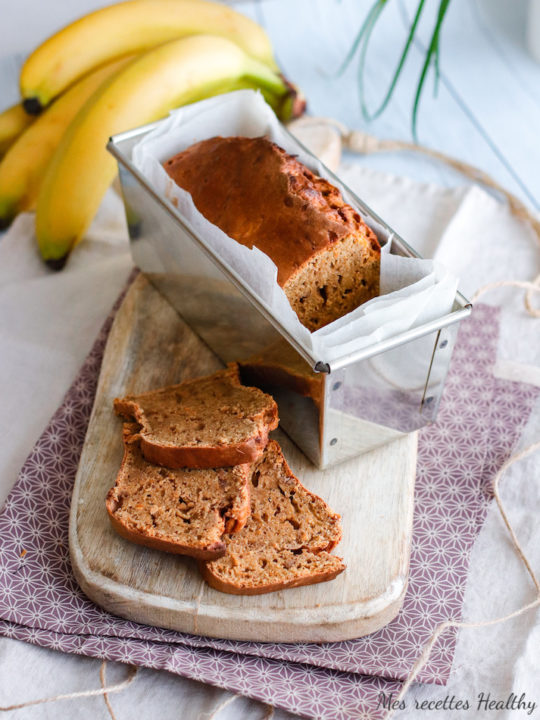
left=198, top=555, right=345, bottom=595
left=137, top=428, right=272, bottom=469
left=163, top=136, right=381, bottom=331
left=113, top=364, right=278, bottom=469
left=164, top=136, right=379, bottom=286
left=107, top=507, right=226, bottom=560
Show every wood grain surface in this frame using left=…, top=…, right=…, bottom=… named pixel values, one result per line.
left=69, top=274, right=418, bottom=642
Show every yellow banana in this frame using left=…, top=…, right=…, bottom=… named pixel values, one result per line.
left=36, top=35, right=296, bottom=266
left=20, top=0, right=277, bottom=113
left=0, top=57, right=133, bottom=228
left=0, top=104, right=34, bottom=157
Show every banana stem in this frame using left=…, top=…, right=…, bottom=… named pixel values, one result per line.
left=242, top=59, right=305, bottom=121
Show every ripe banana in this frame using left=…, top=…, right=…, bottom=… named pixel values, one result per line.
left=0, top=104, right=34, bottom=157
left=20, top=0, right=278, bottom=113
left=36, top=35, right=296, bottom=266
left=0, top=57, right=132, bottom=228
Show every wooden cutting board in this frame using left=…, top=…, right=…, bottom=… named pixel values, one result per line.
left=69, top=274, right=417, bottom=643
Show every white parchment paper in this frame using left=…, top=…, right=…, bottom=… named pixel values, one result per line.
left=132, top=91, right=458, bottom=362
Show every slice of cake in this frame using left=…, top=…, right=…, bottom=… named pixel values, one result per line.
left=163, top=136, right=381, bottom=331
left=114, top=364, right=278, bottom=469
left=106, top=426, right=252, bottom=560
left=200, top=440, right=345, bottom=594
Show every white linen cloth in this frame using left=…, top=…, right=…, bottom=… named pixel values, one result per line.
left=0, top=159, right=539, bottom=719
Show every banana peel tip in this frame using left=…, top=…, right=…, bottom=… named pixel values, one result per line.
left=0, top=216, right=14, bottom=231
left=22, top=97, right=44, bottom=116
left=44, top=256, right=68, bottom=271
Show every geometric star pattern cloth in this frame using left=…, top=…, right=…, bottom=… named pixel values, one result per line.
left=0, top=291, right=538, bottom=719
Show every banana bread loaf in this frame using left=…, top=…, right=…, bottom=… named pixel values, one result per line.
left=106, top=425, right=252, bottom=560
left=163, top=136, right=381, bottom=331
left=114, top=364, right=278, bottom=469
left=200, top=440, right=345, bottom=594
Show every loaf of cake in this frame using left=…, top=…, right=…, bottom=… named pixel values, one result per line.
left=106, top=425, right=252, bottom=560
left=200, top=440, right=345, bottom=594
left=114, top=364, right=278, bottom=469
left=163, top=136, right=381, bottom=331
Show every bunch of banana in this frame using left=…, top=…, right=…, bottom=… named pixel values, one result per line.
left=0, top=0, right=305, bottom=265
left=36, top=35, right=299, bottom=265
left=20, top=0, right=278, bottom=113
left=0, top=57, right=132, bottom=227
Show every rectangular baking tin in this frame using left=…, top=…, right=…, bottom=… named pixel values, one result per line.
left=108, top=121, right=471, bottom=468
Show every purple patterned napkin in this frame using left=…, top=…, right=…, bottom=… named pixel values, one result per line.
left=0, top=293, right=538, bottom=719
left=0, top=619, right=401, bottom=720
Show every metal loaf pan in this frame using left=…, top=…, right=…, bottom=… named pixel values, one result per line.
left=108, top=121, right=471, bottom=469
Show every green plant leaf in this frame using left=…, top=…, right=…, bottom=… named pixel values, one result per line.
left=337, top=0, right=387, bottom=77
left=339, top=0, right=453, bottom=139
left=411, top=0, right=451, bottom=139
left=360, top=0, right=427, bottom=120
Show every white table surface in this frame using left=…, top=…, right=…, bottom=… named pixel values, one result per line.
left=1, top=2, right=540, bottom=719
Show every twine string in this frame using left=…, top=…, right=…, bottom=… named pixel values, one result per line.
left=203, top=692, right=240, bottom=719
left=383, top=438, right=540, bottom=719
left=0, top=662, right=137, bottom=712
left=472, top=277, right=540, bottom=318
left=100, top=660, right=118, bottom=720
left=203, top=695, right=274, bottom=719
left=489, top=442, right=540, bottom=593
